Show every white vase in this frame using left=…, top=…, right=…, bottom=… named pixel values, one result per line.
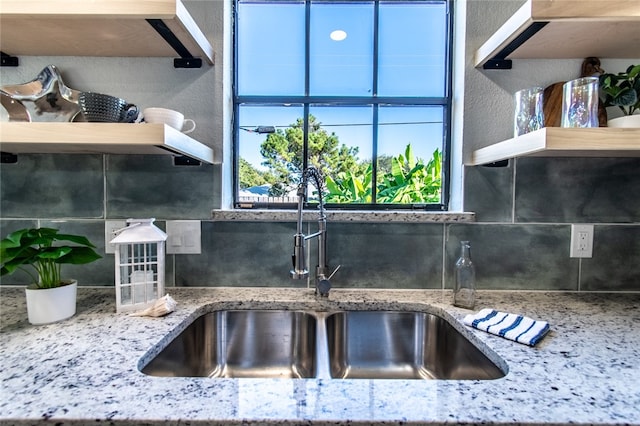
left=25, top=280, right=77, bottom=325
left=607, top=114, right=640, bottom=128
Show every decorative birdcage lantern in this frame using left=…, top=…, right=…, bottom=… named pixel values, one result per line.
left=110, top=218, right=167, bottom=313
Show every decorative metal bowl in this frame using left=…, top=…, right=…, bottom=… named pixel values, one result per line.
left=0, top=64, right=81, bottom=122
left=78, top=92, right=139, bottom=123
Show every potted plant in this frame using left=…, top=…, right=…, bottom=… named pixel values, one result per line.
left=599, top=64, right=640, bottom=128
left=0, top=227, right=101, bottom=325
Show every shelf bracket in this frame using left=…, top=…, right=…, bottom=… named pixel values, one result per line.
left=146, top=19, right=202, bottom=69
left=1, top=52, right=19, bottom=67
left=173, top=155, right=201, bottom=166
left=1, top=152, right=18, bottom=163
left=483, top=59, right=512, bottom=70
left=481, top=159, right=510, bottom=168
left=482, top=21, right=548, bottom=70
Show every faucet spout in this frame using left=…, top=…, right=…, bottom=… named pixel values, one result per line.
left=289, top=166, right=333, bottom=296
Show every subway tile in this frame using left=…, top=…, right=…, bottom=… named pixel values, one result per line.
left=446, top=223, right=578, bottom=291
left=175, top=221, right=299, bottom=287
left=581, top=225, right=640, bottom=291
left=106, top=155, right=215, bottom=220
left=0, top=154, right=103, bottom=218
left=515, top=157, right=640, bottom=223
left=326, top=222, right=444, bottom=289
left=464, top=163, right=514, bottom=222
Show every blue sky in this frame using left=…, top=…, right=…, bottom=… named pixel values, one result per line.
left=237, top=1, right=447, bottom=171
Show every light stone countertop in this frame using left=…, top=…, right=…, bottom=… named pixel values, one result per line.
left=1, top=286, right=639, bottom=425
left=211, top=209, right=475, bottom=223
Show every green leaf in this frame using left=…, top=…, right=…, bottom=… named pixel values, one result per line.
left=58, top=246, right=102, bottom=264
left=0, top=227, right=101, bottom=284
left=36, top=247, right=72, bottom=260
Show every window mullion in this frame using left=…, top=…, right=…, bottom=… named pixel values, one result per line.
left=303, top=0, right=311, bottom=176
left=371, top=0, right=379, bottom=204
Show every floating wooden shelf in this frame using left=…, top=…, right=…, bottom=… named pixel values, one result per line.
left=0, top=123, right=215, bottom=164
left=0, top=0, right=214, bottom=65
left=475, top=0, right=640, bottom=69
left=468, top=127, right=640, bottom=166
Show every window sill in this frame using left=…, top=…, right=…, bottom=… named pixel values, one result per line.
left=211, top=209, right=475, bottom=223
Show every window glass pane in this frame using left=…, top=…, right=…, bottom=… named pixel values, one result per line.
left=308, top=105, right=373, bottom=203
left=378, top=1, right=447, bottom=97
left=235, top=0, right=451, bottom=209
left=309, top=2, right=374, bottom=96
left=238, top=105, right=304, bottom=202
left=377, top=106, right=443, bottom=204
left=237, top=2, right=305, bottom=96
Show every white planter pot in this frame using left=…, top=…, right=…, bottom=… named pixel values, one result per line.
left=607, top=114, right=640, bottom=128
left=25, top=280, right=77, bottom=325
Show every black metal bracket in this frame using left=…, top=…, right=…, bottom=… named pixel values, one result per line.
left=482, top=21, right=548, bottom=70
left=173, top=155, right=201, bottom=166
left=482, top=159, right=510, bottom=168
left=174, top=57, right=203, bottom=68
left=483, top=59, right=512, bottom=70
left=147, top=19, right=202, bottom=69
left=1, top=152, right=18, bottom=163
left=1, top=52, right=19, bottom=67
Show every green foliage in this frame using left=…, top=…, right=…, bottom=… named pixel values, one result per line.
left=325, top=145, right=442, bottom=204
left=599, top=64, right=640, bottom=116
left=239, top=116, right=442, bottom=204
left=377, top=145, right=442, bottom=204
left=0, top=228, right=101, bottom=288
left=325, top=166, right=373, bottom=203
left=243, top=115, right=364, bottom=196
left=238, top=158, right=269, bottom=189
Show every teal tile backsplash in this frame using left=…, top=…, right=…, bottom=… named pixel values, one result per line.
left=515, top=158, right=640, bottom=223
left=174, top=221, right=296, bottom=287
left=327, top=222, right=444, bottom=289
left=446, top=224, right=578, bottom=291
left=1, top=155, right=639, bottom=292
left=0, top=154, right=103, bottom=219
left=106, top=155, right=215, bottom=220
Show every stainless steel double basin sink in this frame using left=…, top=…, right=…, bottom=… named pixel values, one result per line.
left=141, top=309, right=506, bottom=380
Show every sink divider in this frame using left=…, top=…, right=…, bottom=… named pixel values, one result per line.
left=314, top=312, right=332, bottom=380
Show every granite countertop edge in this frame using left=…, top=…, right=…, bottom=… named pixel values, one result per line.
left=210, top=209, right=476, bottom=223
left=1, top=286, right=639, bottom=425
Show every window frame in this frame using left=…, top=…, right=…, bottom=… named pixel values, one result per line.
left=233, top=0, right=454, bottom=211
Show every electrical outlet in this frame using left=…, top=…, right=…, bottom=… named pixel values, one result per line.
left=105, top=220, right=127, bottom=254
left=570, top=224, right=594, bottom=258
left=166, top=220, right=201, bottom=254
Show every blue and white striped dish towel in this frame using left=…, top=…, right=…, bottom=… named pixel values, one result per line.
left=463, top=308, right=550, bottom=346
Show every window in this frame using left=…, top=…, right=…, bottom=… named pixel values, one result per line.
left=234, top=0, right=453, bottom=209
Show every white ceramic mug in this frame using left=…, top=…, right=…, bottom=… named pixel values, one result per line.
left=143, top=107, right=197, bottom=134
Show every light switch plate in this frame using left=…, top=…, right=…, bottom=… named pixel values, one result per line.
left=105, top=220, right=127, bottom=254
left=166, top=220, right=201, bottom=254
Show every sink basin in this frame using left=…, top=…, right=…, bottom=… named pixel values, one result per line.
left=141, top=308, right=505, bottom=380
left=141, top=310, right=316, bottom=378
left=325, top=311, right=505, bottom=380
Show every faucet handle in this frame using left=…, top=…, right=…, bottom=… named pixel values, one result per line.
left=317, top=279, right=331, bottom=297
left=328, top=264, right=341, bottom=280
